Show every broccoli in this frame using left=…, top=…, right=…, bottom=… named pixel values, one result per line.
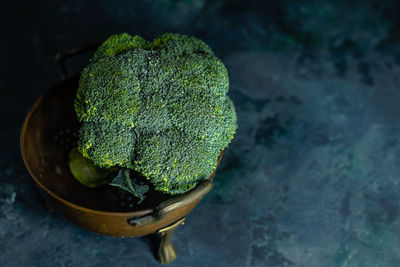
left=74, top=32, right=237, bottom=195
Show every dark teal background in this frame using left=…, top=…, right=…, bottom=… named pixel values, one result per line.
left=2, top=0, right=400, bottom=266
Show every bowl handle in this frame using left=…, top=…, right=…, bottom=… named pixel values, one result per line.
left=127, top=179, right=214, bottom=227
left=55, top=41, right=102, bottom=80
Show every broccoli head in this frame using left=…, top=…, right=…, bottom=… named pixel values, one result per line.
left=75, top=32, right=237, bottom=195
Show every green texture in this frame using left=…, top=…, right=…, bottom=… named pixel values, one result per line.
left=75, top=32, right=237, bottom=195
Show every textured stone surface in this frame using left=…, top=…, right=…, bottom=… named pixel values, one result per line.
left=2, top=0, right=400, bottom=266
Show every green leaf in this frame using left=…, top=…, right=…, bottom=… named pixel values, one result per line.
left=109, top=168, right=149, bottom=203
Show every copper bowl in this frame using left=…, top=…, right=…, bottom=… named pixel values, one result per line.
left=20, top=46, right=223, bottom=264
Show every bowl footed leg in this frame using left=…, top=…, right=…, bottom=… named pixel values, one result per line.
left=157, top=217, right=186, bottom=264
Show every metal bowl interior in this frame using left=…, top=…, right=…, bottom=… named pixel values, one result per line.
left=21, top=76, right=165, bottom=211
left=20, top=75, right=223, bottom=237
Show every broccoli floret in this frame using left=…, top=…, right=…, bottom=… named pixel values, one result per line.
left=75, top=32, right=237, bottom=195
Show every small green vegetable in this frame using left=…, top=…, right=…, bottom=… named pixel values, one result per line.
left=74, top=32, right=237, bottom=195
left=69, top=147, right=118, bottom=188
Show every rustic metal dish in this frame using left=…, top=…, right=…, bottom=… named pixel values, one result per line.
left=20, top=45, right=223, bottom=264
